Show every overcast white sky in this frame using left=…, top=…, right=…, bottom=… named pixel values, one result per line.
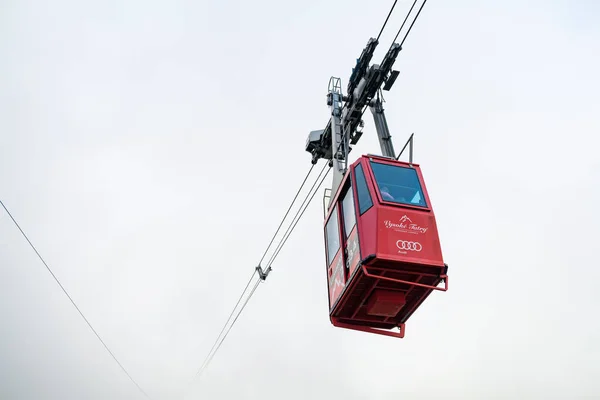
left=1, top=0, right=599, bottom=399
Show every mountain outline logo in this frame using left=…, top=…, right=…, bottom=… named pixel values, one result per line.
left=399, top=215, right=412, bottom=223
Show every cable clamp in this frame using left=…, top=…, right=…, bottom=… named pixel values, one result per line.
left=256, top=265, right=272, bottom=281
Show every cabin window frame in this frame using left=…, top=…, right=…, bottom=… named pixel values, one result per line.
left=353, top=163, right=374, bottom=215
left=324, top=204, right=341, bottom=267
left=340, top=183, right=357, bottom=239
left=368, top=160, right=429, bottom=208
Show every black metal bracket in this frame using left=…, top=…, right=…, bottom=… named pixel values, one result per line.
left=256, top=265, right=272, bottom=281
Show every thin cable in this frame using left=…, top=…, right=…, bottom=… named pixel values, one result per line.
left=264, top=161, right=329, bottom=269
left=377, top=0, right=399, bottom=41
left=194, top=270, right=257, bottom=376
left=399, top=0, right=428, bottom=47
left=191, top=162, right=326, bottom=383
left=197, top=277, right=261, bottom=378
left=266, top=166, right=332, bottom=269
left=196, top=166, right=331, bottom=380
left=391, top=0, right=418, bottom=45
left=199, top=164, right=326, bottom=368
left=0, top=200, right=151, bottom=399
left=258, top=163, right=315, bottom=266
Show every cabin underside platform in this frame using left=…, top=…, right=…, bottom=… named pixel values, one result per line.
left=330, top=257, right=448, bottom=338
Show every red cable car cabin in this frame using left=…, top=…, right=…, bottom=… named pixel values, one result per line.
left=323, top=154, right=448, bottom=338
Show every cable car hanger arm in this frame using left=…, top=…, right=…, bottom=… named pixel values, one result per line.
left=305, top=40, right=402, bottom=166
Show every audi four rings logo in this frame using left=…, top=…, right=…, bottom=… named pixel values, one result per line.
left=396, top=240, right=422, bottom=252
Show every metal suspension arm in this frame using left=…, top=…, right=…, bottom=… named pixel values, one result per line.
left=369, top=97, right=396, bottom=158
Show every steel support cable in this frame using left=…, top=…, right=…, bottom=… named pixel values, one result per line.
left=196, top=276, right=261, bottom=378
left=377, top=0, right=400, bottom=41
left=196, top=164, right=328, bottom=374
left=190, top=162, right=325, bottom=384
left=258, top=163, right=316, bottom=267
left=0, top=200, right=152, bottom=400
left=389, top=0, right=428, bottom=51
left=390, top=0, right=419, bottom=45
left=266, top=165, right=331, bottom=270
left=194, top=270, right=257, bottom=376
left=265, top=124, right=348, bottom=273
left=196, top=165, right=332, bottom=381
left=399, top=0, right=428, bottom=47
left=264, top=161, right=329, bottom=270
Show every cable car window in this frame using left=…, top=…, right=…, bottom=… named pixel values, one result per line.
left=325, top=205, right=341, bottom=266
left=354, top=164, right=373, bottom=214
left=369, top=161, right=428, bottom=207
left=341, top=186, right=356, bottom=239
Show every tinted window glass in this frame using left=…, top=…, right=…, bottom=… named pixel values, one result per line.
left=354, top=164, right=373, bottom=214
left=369, top=161, right=427, bottom=207
left=325, top=205, right=340, bottom=265
left=341, top=186, right=356, bottom=238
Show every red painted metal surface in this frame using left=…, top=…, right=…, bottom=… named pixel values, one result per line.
left=323, top=154, right=448, bottom=339
left=376, top=207, right=444, bottom=267
left=327, top=251, right=345, bottom=307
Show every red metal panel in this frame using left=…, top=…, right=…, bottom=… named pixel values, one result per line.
left=357, top=206, right=377, bottom=260
left=376, top=207, right=444, bottom=267
left=327, top=251, right=345, bottom=308
left=366, top=290, right=406, bottom=317
left=354, top=158, right=378, bottom=259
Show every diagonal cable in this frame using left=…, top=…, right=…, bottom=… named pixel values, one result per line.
left=258, top=163, right=315, bottom=266
left=266, top=166, right=332, bottom=270
left=189, top=163, right=324, bottom=383
left=389, top=0, right=429, bottom=49
left=193, top=165, right=331, bottom=382
left=194, top=270, right=257, bottom=376
left=0, top=199, right=151, bottom=399
left=391, top=0, right=419, bottom=45
left=264, top=162, right=329, bottom=270
left=377, top=0, right=399, bottom=41
left=196, top=276, right=261, bottom=378
left=399, top=0, right=429, bottom=47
